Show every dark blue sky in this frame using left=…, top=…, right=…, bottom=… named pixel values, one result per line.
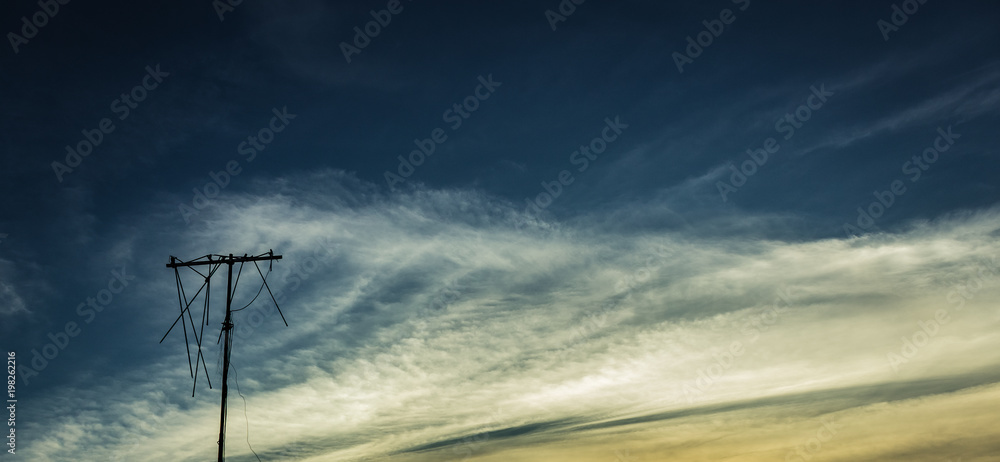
left=3, top=1, right=996, bottom=233
left=2, top=1, right=1000, bottom=461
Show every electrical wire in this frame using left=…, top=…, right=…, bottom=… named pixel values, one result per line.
left=253, top=260, right=288, bottom=327
left=231, top=358, right=263, bottom=462
left=232, top=265, right=270, bottom=312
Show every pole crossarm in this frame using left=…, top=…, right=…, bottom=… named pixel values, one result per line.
left=167, top=251, right=282, bottom=268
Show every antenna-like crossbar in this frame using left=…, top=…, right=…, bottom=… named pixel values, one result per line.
left=162, top=250, right=284, bottom=462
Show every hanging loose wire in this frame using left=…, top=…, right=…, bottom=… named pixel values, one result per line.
left=173, top=268, right=193, bottom=378
left=253, top=260, right=288, bottom=327
left=232, top=262, right=270, bottom=312
left=163, top=262, right=223, bottom=395
left=231, top=354, right=263, bottom=462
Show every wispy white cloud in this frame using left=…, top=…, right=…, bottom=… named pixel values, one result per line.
left=795, top=66, right=1000, bottom=156
left=0, top=266, right=28, bottom=316
left=21, top=171, right=1000, bottom=461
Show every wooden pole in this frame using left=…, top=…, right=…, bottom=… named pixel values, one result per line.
left=218, top=256, right=234, bottom=462
left=164, top=251, right=284, bottom=461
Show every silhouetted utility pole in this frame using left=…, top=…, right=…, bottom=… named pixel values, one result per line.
left=163, top=251, right=285, bottom=462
